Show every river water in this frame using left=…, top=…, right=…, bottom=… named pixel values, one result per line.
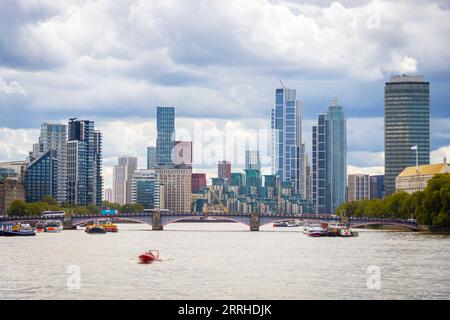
left=1, top=223, right=449, bottom=300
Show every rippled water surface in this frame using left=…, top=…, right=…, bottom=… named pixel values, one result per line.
left=1, top=223, right=450, bottom=299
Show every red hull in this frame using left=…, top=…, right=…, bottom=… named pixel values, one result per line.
left=138, top=254, right=156, bottom=264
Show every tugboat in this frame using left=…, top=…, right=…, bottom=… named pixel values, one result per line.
left=85, top=225, right=107, bottom=234
left=138, top=250, right=160, bottom=264
left=0, top=223, right=36, bottom=237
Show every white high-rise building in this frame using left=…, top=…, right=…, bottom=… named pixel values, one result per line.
left=113, top=156, right=138, bottom=205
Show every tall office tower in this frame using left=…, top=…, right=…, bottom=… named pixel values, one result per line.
left=370, top=175, right=385, bottom=199
left=156, top=107, right=175, bottom=166
left=305, top=153, right=312, bottom=202
left=326, top=102, right=347, bottom=213
left=245, top=150, right=261, bottom=171
left=113, top=156, right=138, bottom=205
left=384, top=75, right=430, bottom=195
left=173, top=141, right=193, bottom=166
left=270, top=87, right=305, bottom=195
left=67, top=119, right=103, bottom=206
left=93, top=130, right=103, bottom=205
left=147, top=146, right=157, bottom=169
left=312, top=114, right=327, bottom=213
left=312, top=101, right=347, bottom=213
left=131, top=170, right=161, bottom=209
left=218, top=161, right=231, bottom=181
left=104, top=188, right=113, bottom=203
left=156, top=167, right=192, bottom=212
left=192, top=173, right=207, bottom=193
left=30, top=123, right=67, bottom=203
left=25, top=150, right=58, bottom=203
left=348, top=174, right=370, bottom=202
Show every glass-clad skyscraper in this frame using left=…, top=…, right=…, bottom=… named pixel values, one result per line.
left=131, top=170, right=160, bottom=209
left=25, top=150, right=58, bottom=203
left=67, top=119, right=103, bottom=206
left=271, top=88, right=305, bottom=196
left=312, top=102, right=347, bottom=214
left=156, top=107, right=175, bottom=166
left=384, top=75, right=430, bottom=195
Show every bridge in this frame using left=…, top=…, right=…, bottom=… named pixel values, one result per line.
left=0, top=211, right=419, bottom=231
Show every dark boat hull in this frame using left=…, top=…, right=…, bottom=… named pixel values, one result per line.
left=0, top=230, right=36, bottom=237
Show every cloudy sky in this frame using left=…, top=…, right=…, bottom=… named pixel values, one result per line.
left=1, top=0, right=449, bottom=188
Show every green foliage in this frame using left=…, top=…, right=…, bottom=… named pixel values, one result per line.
left=8, top=200, right=27, bottom=216
left=120, top=203, right=144, bottom=213
left=336, top=173, right=450, bottom=227
left=41, top=195, right=58, bottom=206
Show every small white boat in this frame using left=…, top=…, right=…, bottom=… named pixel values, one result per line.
left=306, top=225, right=326, bottom=237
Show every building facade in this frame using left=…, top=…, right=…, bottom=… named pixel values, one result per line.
left=312, top=101, right=347, bottom=214
left=245, top=150, right=261, bottom=171
left=396, top=163, right=449, bottom=194
left=113, top=156, right=138, bottom=205
left=0, top=178, right=25, bottom=215
left=25, top=150, right=58, bottom=203
left=147, top=146, right=157, bottom=169
left=31, top=123, right=67, bottom=203
left=156, top=167, right=192, bottom=212
left=370, top=175, right=385, bottom=199
left=218, top=161, right=231, bottom=182
left=156, top=107, right=175, bottom=166
left=104, top=188, right=113, bottom=203
left=271, top=88, right=305, bottom=196
left=348, top=174, right=370, bottom=202
left=384, top=75, right=430, bottom=196
left=192, top=173, right=207, bottom=193
left=66, top=119, right=103, bottom=206
left=131, top=170, right=161, bottom=209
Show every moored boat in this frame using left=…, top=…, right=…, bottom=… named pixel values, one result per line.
left=0, top=223, right=36, bottom=237
left=45, top=221, right=62, bottom=233
left=35, top=222, right=45, bottom=233
left=306, top=225, right=326, bottom=237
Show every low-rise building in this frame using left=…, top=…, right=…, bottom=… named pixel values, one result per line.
left=396, top=163, right=450, bottom=194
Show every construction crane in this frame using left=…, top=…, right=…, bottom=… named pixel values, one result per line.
left=207, top=186, right=229, bottom=214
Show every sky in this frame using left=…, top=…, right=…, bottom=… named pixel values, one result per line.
left=0, top=0, right=449, bottom=189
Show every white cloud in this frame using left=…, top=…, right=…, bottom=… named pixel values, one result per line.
left=431, top=145, right=450, bottom=164
left=0, top=77, right=27, bottom=95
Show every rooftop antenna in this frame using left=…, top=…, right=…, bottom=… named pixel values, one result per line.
left=279, top=79, right=286, bottom=90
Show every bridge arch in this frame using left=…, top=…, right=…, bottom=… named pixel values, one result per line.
left=350, top=221, right=418, bottom=231
left=259, top=217, right=333, bottom=228
left=70, top=216, right=153, bottom=227
left=161, top=215, right=251, bottom=227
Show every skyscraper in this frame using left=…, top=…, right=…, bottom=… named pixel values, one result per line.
left=218, top=161, right=231, bottom=182
left=67, top=119, right=103, bottom=206
left=271, top=87, right=305, bottom=196
left=312, top=101, right=347, bottom=213
left=348, top=174, right=370, bottom=202
left=326, top=102, right=347, bottom=213
left=312, top=114, right=327, bottom=213
left=113, top=156, right=138, bottom=205
left=156, top=166, right=192, bottom=212
left=147, top=146, right=157, bottom=169
left=384, top=75, right=430, bottom=195
left=156, top=107, right=175, bottom=166
left=31, top=123, right=67, bottom=203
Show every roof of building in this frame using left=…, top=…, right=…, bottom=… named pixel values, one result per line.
left=397, top=163, right=450, bottom=178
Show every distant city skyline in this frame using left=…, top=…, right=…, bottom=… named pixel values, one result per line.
left=0, top=1, right=449, bottom=191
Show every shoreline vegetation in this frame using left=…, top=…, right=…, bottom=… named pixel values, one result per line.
left=337, top=173, right=450, bottom=231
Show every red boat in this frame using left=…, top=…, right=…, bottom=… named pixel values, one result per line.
left=138, top=250, right=160, bottom=264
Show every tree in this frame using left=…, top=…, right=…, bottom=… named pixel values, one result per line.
left=86, top=204, right=100, bottom=215
left=8, top=200, right=27, bottom=216
left=42, top=195, right=58, bottom=206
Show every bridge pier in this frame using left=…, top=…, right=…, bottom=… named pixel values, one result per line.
left=250, top=212, right=260, bottom=231
left=152, top=210, right=163, bottom=231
